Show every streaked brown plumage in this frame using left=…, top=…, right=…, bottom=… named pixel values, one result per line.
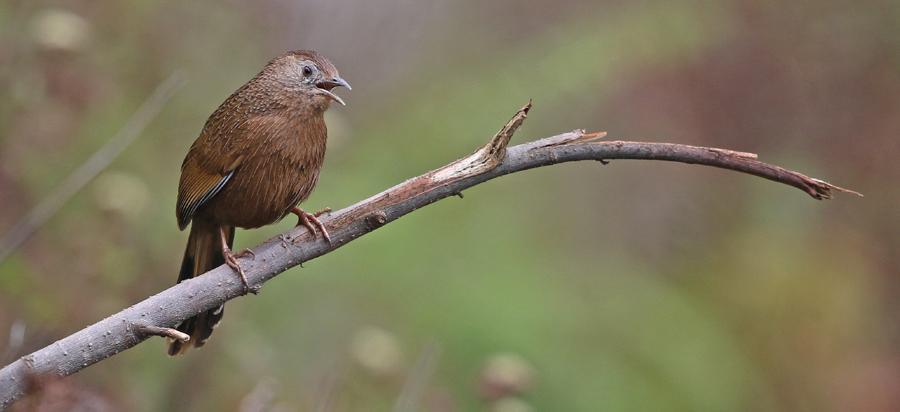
left=169, top=50, right=350, bottom=355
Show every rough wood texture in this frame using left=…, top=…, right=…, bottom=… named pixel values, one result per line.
left=0, top=103, right=858, bottom=409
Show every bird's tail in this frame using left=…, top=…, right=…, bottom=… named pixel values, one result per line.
left=167, top=219, right=233, bottom=355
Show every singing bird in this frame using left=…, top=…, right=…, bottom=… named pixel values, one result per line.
left=169, top=50, right=350, bottom=355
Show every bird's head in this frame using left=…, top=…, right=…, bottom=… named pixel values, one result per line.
left=267, top=50, right=351, bottom=108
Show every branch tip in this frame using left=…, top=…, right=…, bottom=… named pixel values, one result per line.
left=433, top=102, right=534, bottom=181
left=810, top=178, right=863, bottom=199
left=484, top=101, right=532, bottom=159
left=574, top=130, right=608, bottom=144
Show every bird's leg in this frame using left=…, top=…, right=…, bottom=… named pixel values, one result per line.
left=291, top=206, right=331, bottom=243
left=220, top=227, right=252, bottom=295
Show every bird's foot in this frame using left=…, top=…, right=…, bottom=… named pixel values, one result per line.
left=291, top=207, right=332, bottom=243
left=222, top=246, right=257, bottom=295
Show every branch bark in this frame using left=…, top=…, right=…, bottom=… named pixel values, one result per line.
left=0, top=102, right=859, bottom=408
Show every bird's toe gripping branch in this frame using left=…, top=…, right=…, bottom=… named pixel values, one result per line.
left=291, top=207, right=332, bottom=243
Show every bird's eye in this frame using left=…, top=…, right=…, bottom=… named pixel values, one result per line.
left=302, top=66, right=314, bottom=77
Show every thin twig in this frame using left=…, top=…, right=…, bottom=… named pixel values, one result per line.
left=134, top=324, right=189, bottom=343
left=0, top=102, right=858, bottom=409
left=0, top=72, right=185, bottom=263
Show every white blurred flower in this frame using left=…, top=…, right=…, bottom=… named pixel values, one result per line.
left=479, top=353, right=536, bottom=400
left=30, top=9, right=92, bottom=51
left=350, top=325, right=402, bottom=377
left=92, top=171, right=149, bottom=219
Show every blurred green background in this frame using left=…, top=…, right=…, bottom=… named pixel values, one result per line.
left=1, top=0, right=898, bottom=411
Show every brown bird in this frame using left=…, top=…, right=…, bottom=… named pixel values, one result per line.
left=168, top=50, right=350, bottom=355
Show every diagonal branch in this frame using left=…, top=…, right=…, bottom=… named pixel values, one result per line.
left=0, top=102, right=859, bottom=408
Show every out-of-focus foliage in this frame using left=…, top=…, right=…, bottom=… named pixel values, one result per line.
left=1, top=0, right=898, bottom=411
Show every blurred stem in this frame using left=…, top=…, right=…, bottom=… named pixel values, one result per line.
left=0, top=72, right=185, bottom=263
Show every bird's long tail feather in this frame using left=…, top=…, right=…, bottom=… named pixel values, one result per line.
left=167, top=220, right=232, bottom=355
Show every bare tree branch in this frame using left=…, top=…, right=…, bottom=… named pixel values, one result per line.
left=0, top=102, right=859, bottom=409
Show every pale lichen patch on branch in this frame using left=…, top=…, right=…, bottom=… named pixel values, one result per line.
left=707, top=148, right=758, bottom=159
left=533, top=129, right=608, bottom=149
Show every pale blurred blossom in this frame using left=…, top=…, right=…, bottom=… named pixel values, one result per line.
left=350, top=325, right=403, bottom=377
left=92, top=171, right=149, bottom=219
left=30, top=9, right=92, bottom=52
left=479, top=353, right=536, bottom=400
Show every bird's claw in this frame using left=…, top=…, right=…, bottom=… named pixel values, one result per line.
left=292, top=207, right=332, bottom=243
left=223, top=246, right=258, bottom=295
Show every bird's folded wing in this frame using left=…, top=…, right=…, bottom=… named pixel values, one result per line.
left=176, top=153, right=241, bottom=230
left=176, top=113, right=287, bottom=229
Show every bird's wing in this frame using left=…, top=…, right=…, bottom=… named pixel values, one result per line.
left=176, top=140, right=244, bottom=230
left=176, top=110, right=293, bottom=229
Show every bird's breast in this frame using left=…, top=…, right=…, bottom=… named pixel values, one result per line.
left=201, top=116, right=328, bottom=229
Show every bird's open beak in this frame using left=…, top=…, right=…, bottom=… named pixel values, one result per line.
left=316, top=77, right=351, bottom=106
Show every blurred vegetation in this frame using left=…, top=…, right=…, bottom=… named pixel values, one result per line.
left=1, top=0, right=898, bottom=411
